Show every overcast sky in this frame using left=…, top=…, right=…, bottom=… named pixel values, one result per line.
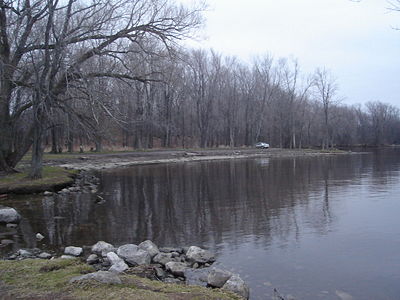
left=183, top=0, right=400, bottom=107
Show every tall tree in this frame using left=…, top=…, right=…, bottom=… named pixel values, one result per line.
left=0, top=0, right=203, bottom=176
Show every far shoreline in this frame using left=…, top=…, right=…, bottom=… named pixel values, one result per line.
left=1, top=148, right=350, bottom=195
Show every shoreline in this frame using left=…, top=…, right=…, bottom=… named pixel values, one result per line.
left=58, top=148, right=348, bottom=171
left=0, top=148, right=349, bottom=195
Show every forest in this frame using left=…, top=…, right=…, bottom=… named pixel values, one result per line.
left=1, top=0, right=399, bottom=178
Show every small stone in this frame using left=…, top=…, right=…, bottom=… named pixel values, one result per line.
left=165, top=262, right=188, bottom=277
left=64, top=246, right=83, bottom=256
left=87, top=254, right=99, bottom=265
left=44, top=191, right=53, bottom=196
left=61, top=255, right=76, bottom=259
left=70, top=271, right=121, bottom=284
left=36, top=233, right=45, bottom=241
left=38, top=252, right=52, bottom=259
left=171, top=252, right=180, bottom=258
left=6, top=223, right=18, bottom=228
left=192, top=263, right=199, bottom=269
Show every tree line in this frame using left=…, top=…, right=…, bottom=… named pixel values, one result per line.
left=1, top=0, right=399, bottom=178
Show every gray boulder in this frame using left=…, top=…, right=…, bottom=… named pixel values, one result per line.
left=106, top=252, right=123, bottom=265
left=117, top=244, right=151, bottom=266
left=138, top=240, right=159, bottom=258
left=152, top=252, right=175, bottom=266
left=92, top=241, right=114, bottom=256
left=18, top=249, right=32, bottom=257
left=207, top=268, right=232, bottom=288
left=0, top=206, right=21, bottom=223
left=186, top=246, right=215, bottom=264
left=70, top=271, right=121, bottom=284
left=222, top=274, right=250, bottom=299
left=165, top=262, right=188, bottom=277
left=184, top=267, right=211, bottom=287
left=64, top=246, right=83, bottom=257
left=86, top=254, right=99, bottom=265
left=109, top=261, right=129, bottom=273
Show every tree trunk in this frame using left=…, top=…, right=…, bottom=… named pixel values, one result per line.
left=30, top=116, right=44, bottom=179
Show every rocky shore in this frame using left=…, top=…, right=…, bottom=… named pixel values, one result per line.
left=3, top=239, right=249, bottom=299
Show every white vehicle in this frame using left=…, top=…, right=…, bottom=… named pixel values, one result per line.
left=255, top=142, right=270, bottom=149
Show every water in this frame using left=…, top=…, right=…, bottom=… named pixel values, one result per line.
left=1, top=148, right=400, bottom=299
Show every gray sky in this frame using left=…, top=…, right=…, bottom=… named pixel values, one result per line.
left=183, top=0, right=400, bottom=107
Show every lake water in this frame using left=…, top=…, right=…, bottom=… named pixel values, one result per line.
left=1, top=148, right=400, bottom=299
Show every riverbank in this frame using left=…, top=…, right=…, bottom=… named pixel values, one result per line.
left=0, top=239, right=247, bottom=300
left=1, top=148, right=347, bottom=194
left=0, top=259, right=242, bottom=300
left=0, top=167, right=78, bottom=194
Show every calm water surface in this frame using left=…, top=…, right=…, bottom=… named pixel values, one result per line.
left=1, top=148, right=400, bottom=300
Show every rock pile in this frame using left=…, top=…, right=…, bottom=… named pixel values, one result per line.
left=79, top=240, right=249, bottom=299
left=4, top=239, right=250, bottom=299
left=43, top=172, right=100, bottom=196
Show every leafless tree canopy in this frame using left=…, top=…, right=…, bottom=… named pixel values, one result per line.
left=1, top=0, right=399, bottom=177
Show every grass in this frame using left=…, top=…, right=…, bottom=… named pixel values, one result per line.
left=0, top=166, right=78, bottom=194
left=0, top=259, right=243, bottom=300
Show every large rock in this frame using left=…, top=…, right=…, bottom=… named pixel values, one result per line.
left=106, top=252, right=129, bottom=273
left=117, top=244, right=151, bottom=266
left=64, top=246, right=83, bottom=257
left=138, top=240, right=159, bottom=258
left=184, top=267, right=211, bottom=287
left=70, top=271, right=121, bottom=284
left=109, top=261, right=129, bottom=273
left=106, top=252, right=123, bottom=265
left=91, top=241, right=114, bottom=256
left=186, top=246, right=215, bottom=264
left=86, top=254, right=99, bottom=265
left=18, top=249, right=33, bottom=257
left=165, top=262, right=188, bottom=277
left=207, top=268, right=232, bottom=288
left=152, top=252, right=175, bottom=266
left=0, top=206, right=21, bottom=223
left=222, top=274, right=250, bottom=299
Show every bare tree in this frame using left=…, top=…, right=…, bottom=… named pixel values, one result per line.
left=313, top=68, right=339, bottom=149
left=0, top=0, right=203, bottom=177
